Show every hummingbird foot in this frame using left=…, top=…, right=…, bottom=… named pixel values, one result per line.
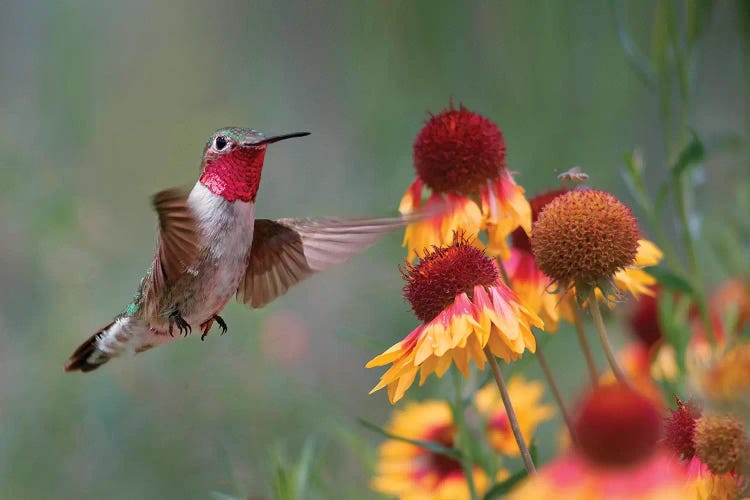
left=200, top=314, right=228, bottom=341
left=214, top=315, right=228, bottom=335
left=168, top=311, right=192, bottom=337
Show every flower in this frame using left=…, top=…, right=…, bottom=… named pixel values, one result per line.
left=664, top=397, right=702, bottom=460
left=684, top=456, right=740, bottom=500
left=508, top=383, right=686, bottom=500
left=400, top=103, right=531, bottom=261
left=531, top=189, right=640, bottom=297
left=709, top=278, right=750, bottom=335
left=601, top=343, right=664, bottom=407
left=700, top=341, right=750, bottom=403
left=614, top=240, right=663, bottom=298
left=575, top=383, right=662, bottom=466
left=506, top=189, right=569, bottom=331
left=508, top=189, right=661, bottom=331
left=367, top=234, right=542, bottom=403
left=474, top=375, right=554, bottom=456
left=694, top=415, right=748, bottom=475
left=370, top=400, right=489, bottom=500
left=627, top=285, right=663, bottom=348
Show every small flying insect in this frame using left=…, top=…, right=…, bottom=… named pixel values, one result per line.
left=557, top=166, right=590, bottom=189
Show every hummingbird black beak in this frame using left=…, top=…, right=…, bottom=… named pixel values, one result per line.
left=250, top=132, right=310, bottom=146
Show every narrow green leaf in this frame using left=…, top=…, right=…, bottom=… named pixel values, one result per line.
left=670, top=133, right=705, bottom=179
left=622, top=149, right=653, bottom=214
left=209, top=492, right=241, bottom=500
left=647, top=267, right=696, bottom=296
left=293, top=438, right=317, bottom=500
left=357, top=418, right=463, bottom=459
left=482, top=469, right=527, bottom=499
left=611, top=0, right=656, bottom=87
left=529, top=440, right=539, bottom=464
left=650, top=0, right=671, bottom=73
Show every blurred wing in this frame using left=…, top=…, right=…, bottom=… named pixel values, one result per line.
left=144, top=188, right=202, bottom=302
left=237, top=216, right=409, bottom=308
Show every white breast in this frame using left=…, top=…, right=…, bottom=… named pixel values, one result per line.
left=185, top=183, right=255, bottom=321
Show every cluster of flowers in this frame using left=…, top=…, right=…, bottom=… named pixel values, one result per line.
left=363, top=103, right=750, bottom=499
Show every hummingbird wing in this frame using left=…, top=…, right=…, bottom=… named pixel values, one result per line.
left=142, top=188, right=202, bottom=309
left=236, top=216, right=409, bottom=308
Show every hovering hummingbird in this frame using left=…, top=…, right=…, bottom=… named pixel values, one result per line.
left=65, top=127, right=420, bottom=372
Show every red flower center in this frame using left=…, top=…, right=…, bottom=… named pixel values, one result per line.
left=413, top=104, right=506, bottom=195
left=575, top=383, right=661, bottom=467
left=628, top=289, right=664, bottom=348
left=403, top=236, right=499, bottom=322
left=664, top=396, right=701, bottom=460
left=416, top=424, right=463, bottom=484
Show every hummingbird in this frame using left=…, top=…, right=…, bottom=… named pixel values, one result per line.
left=65, top=127, right=421, bottom=372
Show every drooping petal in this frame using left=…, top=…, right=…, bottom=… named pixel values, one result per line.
left=483, top=171, right=532, bottom=260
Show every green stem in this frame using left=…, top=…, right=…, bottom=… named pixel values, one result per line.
left=675, top=174, right=713, bottom=339
left=451, top=372, right=479, bottom=500
left=587, top=295, right=632, bottom=387
left=572, top=305, right=599, bottom=385
left=483, top=347, right=536, bottom=474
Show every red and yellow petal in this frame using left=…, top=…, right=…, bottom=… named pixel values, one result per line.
left=401, top=193, right=483, bottom=262
left=482, top=171, right=532, bottom=260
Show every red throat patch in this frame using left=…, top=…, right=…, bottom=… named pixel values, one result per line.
left=199, top=147, right=267, bottom=202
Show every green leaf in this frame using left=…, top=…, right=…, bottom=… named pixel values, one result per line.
left=482, top=469, right=527, bottom=499
left=357, top=418, right=463, bottom=459
left=670, top=133, right=705, bottom=178
left=622, top=149, right=653, bottom=214
left=657, top=291, right=691, bottom=378
left=293, top=438, right=317, bottom=500
left=646, top=267, right=696, bottom=297
left=529, top=440, right=539, bottom=464
left=611, top=0, right=656, bottom=87
left=209, top=493, right=241, bottom=500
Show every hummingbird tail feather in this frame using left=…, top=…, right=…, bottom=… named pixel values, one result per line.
left=64, top=321, right=116, bottom=372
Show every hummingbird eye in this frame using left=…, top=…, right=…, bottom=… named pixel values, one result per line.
left=214, top=136, right=228, bottom=151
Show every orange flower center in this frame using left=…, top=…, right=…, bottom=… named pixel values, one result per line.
left=511, top=188, right=568, bottom=252
left=413, top=104, right=506, bottom=195
left=403, top=236, right=499, bottom=322
left=531, top=189, right=640, bottom=286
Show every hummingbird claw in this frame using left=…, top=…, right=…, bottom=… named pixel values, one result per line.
left=214, top=315, right=228, bottom=335
left=169, top=311, right=191, bottom=337
left=199, top=314, right=228, bottom=341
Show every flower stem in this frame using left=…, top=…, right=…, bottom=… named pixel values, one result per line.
left=450, top=372, right=479, bottom=500
left=587, top=297, right=631, bottom=386
left=494, top=257, right=576, bottom=451
left=572, top=305, right=599, bottom=384
left=483, top=346, right=536, bottom=474
left=534, top=340, right=579, bottom=448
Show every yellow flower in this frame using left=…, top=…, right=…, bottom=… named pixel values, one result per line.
left=367, top=235, right=541, bottom=403
left=506, top=190, right=662, bottom=331
left=684, top=457, right=739, bottom=500
left=474, top=375, right=554, bottom=456
left=700, top=341, right=750, bottom=403
left=370, top=400, right=489, bottom=500
left=613, top=239, right=663, bottom=298
left=400, top=103, right=531, bottom=261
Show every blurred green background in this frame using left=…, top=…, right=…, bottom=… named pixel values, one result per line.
left=0, top=1, right=747, bottom=499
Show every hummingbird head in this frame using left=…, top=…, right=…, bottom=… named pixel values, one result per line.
left=199, top=127, right=309, bottom=202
